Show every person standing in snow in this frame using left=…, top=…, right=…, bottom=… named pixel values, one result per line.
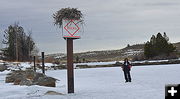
left=122, top=58, right=132, bottom=83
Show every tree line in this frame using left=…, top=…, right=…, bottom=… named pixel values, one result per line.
left=1, top=23, right=38, bottom=61
left=144, top=32, right=176, bottom=59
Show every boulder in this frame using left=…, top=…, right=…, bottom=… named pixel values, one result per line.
left=33, top=72, right=45, bottom=81
left=5, top=70, right=58, bottom=87
left=37, top=76, right=56, bottom=87
left=45, top=91, right=64, bottom=95
left=5, top=76, right=15, bottom=83
left=6, top=71, right=25, bottom=83
left=19, top=79, right=33, bottom=86
left=24, top=70, right=36, bottom=80
left=0, top=64, right=7, bottom=72
left=14, top=78, right=22, bottom=85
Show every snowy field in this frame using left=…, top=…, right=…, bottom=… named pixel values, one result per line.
left=0, top=64, right=180, bottom=99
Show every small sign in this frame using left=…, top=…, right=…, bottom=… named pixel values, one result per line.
left=63, top=20, right=80, bottom=38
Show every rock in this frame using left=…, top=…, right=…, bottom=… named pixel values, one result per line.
left=5, top=70, right=58, bottom=87
left=0, top=64, right=7, bottom=72
left=20, top=79, right=33, bottom=86
left=5, top=76, right=15, bottom=83
left=37, top=76, right=56, bottom=87
left=24, top=70, right=36, bottom=80
left=45, top=91, right=64, bottom=95
left=33, top=72, right=45, bottom=81
left=14, top=78, right=22, bottom=85
left=6, top=71, right=24, bottom=83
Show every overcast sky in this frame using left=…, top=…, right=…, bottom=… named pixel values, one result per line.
left=0, top=0, right=180, bottom=54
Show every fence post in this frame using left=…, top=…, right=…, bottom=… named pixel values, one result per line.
left=33, top=56, right=36, bottom=72
left=42, top=52, right=45, bottom=74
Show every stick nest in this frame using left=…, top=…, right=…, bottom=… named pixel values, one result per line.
left=53, top=7, right=84, bottom=28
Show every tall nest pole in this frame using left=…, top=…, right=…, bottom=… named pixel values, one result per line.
left=53, top=7, right=84, bottom=94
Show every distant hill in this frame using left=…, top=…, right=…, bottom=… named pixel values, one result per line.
left=73, top=44, right=144, bottom=61
left=47, top=44, right=144, bottom=62
left=47, top=42, right=180, bottom=62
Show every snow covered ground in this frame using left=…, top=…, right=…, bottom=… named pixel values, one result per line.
left=0, top=64, right=180, bottom=99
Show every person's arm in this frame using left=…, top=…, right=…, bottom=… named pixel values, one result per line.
left=128, top=62, right=132, bottom=68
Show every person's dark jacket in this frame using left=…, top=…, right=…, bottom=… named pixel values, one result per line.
left=122, top=61, right=131, bottom=71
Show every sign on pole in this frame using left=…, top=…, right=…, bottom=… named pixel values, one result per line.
left=63, top=19, right=81, bottom=39
left=63, top=19, right=81, bottom=93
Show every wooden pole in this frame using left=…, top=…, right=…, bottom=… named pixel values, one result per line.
left=33, top=56, right=36, bottom=72
left=42, top=52, right=45, bottom=74
left=67, top=38, right=74, bottom=93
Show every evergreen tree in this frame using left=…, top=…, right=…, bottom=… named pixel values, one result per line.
left=163, top=32, right=169, bottom=42
left=127, top=44, right=130, bottom=47
left=76, top=56, right=80, bottom=63
left=144, top=32, right=176, bottom=59
left=82, top=58, right=86, bottom=63
left=150, top=35, right=156, bottom=45
left=2, top=23, right=37, bottom=61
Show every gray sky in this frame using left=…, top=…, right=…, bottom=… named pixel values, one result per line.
left=0, top=0, right=180, bottom=54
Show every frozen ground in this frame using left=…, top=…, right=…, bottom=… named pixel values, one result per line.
left=0, top=64, right=180, bottom=99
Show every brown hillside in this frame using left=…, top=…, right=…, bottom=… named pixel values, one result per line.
left=47, top=42, right=180, bottom=62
